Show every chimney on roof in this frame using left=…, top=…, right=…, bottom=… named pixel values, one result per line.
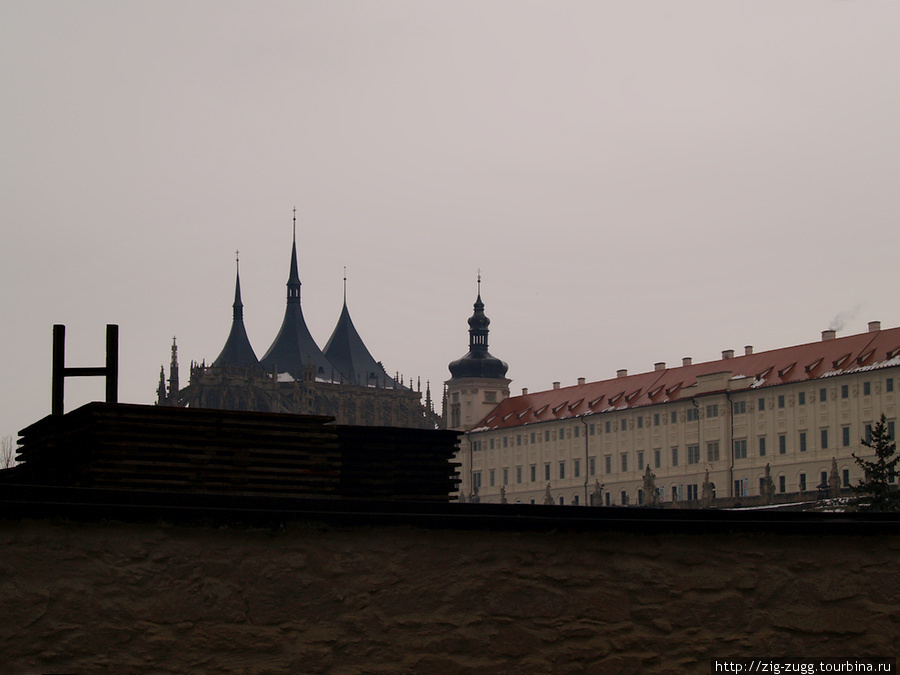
left=654, top=362, right=665, bottom=372
left=553, top=381, right=560, bottom=390
left=682, top=357, right=692, bottom=367
left=745, top=345, right=753, bottom=356
left=722, top=349, right=734, bottom=360
left=822, top=329, right=836, bottom=341
left=522, top=388, right=528, bottom=395
left=577, top=377, right=585, bottom=386
left=617, top=369, right=627, bottom=379
left=869, top=321, right=881, bottom=333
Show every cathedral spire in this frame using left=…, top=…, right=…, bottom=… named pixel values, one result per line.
left=260, top=211, right=336, bottom=380
left=287, top=207, right=301, bottom=302
left=212, top=254, right=260, bottom=369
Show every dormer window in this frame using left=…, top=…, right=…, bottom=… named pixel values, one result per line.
left=833, top=353, right=851, bottom=369
left=568, top=398, right=584, bottom=411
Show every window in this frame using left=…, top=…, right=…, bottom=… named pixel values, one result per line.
left=573, top=425, right=580, bottom=439
left=637, top=452, right=644, bottom=471
left=799, top=473, right=806, bottom=491
left=516, top=435, right=521, bottom=446
left=503, top=437, right=508, bottom=448
left=733, top=439, right=747, bottom=460
left=841, top=384, right=849, bottom=399
left=758, top=397, right=766, bottom=411
left=574, top=459, right=580, bottom=478
left=671, top=447, right=679, bottom=466
left=620, top=420, right=627, bottom=432
left=686, top=408, right=699, bottom=422
left=889, top=421, right=896, bottom=440
left=733, top=401, right=746, bottom=415
left=605, top=421, right=611, bottom=433
left=821, top=429, right=828, bottom=450
left=654, top=449, right=661, bottom=469
left=473, top=472, right=482, bottom=489
left=621, top=453, right=628, bottom=472
left=654, top=413, right=660, bottom=426
left=706, top=404, right=719, bottom=418
left=605, top=492, right=611, bottom=506
left=671, top=486, right=678, bottom=502
left=865, top=424, right=873, bottom=443
left=589, top=457, right=596, bottom=476
left=502, top=468, right=508, bottom=485
left=759, top=437, right=766, bottom=456
left=530, top=464, right=536, bottom=482
left=842, top=469, right=850, bottom=487
left=799, top=432, right=807, bottom=452
left=888, top=378, right=894, bottom=393
left=589, top=424, right=595, bottom=436
left=706, top=441, right=720, bottom=462
left=819, top=388, right=827, bottom=402
left=604, top=455, right=612, bottom=474
left=516, top=466, right=522, bottom=484
left=637, top=416, right=643, bottom=429
left=821, top=471, right=828, bottom=487
left=778, top=395, right=785, bottom=409
left=545, top=430, right=551, bottom=442
left=544, top=463, right=551, bottom=481
left=559, top=429, right=566, bottom=441
left=530, top=432, right=536, bottom=444
left=559, top=496, right=565, bottom=506
left=864, top=381, right=871, bottom=396
left=688, top=444, right=700, bottom=464
left=559, top=461, right=565, bottom=480
left=842, top=426, right=850, bottom=447
left=687, top=484, right=699, bottom=501
left=779, top=434, right=786, bottom=454
left=798, top=392, right=806, bottom=405
left=620, top=491, right=627, bottom=506
left=489, top=439, right=495, bottom=450
left=671, top=411, right=678, bottom=424
left=489, top=469, right=495, bottom=487
left=779, top=475, right=786, bottom=493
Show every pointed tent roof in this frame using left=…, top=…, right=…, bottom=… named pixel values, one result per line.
left=259, top=218, right=337, bottom=381
left=324, top=282, right=400, bottom=388
left=212, top=256, right=260, bottom=369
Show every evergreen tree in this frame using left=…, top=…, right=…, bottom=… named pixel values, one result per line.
left=851, top=414, right=900, bottom=511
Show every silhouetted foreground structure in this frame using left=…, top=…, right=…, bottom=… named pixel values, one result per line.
left=7, top=402, right=461, bottom=501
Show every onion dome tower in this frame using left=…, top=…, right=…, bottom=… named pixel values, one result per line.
left=260, top=212, right=338, bottom=381
left=212, top=253, right=260, bottom=369
left=323, top=272, right=403, bottom=388
left=445, top=275, right=510, bottom=430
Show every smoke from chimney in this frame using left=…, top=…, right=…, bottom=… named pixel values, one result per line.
left=828, top=304, right=861, bottom=332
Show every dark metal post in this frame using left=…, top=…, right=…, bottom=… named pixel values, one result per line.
left=106, top=324, right=119, bottom=404
left=52, top=324, right=66, bottom=416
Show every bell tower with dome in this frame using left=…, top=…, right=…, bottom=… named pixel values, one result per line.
left=444, top=275, right=510, bottom=431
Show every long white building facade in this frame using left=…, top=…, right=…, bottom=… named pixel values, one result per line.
left=454, top=321, right=899, bottom=506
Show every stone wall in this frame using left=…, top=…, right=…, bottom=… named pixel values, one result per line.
left=2, top=517, right=899, bottom=675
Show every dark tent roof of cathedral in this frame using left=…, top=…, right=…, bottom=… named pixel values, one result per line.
left=469, top=324, right=900, bottom=433
left=259, top=232, right=338, bottom=381
left=324, top=299, right=401, bottom=388
left=212, top=263, right=260, bottom=369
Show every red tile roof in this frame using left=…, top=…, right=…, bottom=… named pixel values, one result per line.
left=470, top=326, right=900, bottom=433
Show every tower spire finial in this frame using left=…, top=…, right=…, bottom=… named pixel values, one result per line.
left=343, top=266, right=347, bottom=304
left=477, top=269, right=481, bottom=297
left=292, top=206, right=297, bottom=243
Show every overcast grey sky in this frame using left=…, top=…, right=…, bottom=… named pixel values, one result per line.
left=1, top=1, right=898, bottom=439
